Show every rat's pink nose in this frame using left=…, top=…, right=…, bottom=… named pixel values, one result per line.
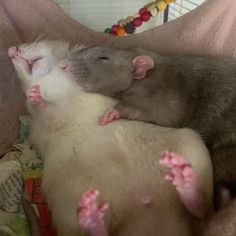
left=8, top=47, right=21, bottom=59
left=59, top=59, right=69, bottom=71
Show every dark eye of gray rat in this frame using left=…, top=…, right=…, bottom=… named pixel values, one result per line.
left=98, top=56, right=109, bottom=60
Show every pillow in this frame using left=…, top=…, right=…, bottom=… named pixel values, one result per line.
left=0, top=0, right=235, bottom=155
left=0, top=5, right=26, bottom=156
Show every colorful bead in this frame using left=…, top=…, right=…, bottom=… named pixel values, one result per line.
left=104, top=28, right=111, bottom=33
left=139, top=7, right=148, bottom=15
left=127, top=16, right=134, bottom=22
left=116, top=27, right=126, bottom=36
left=111, top=24, right=119, bottom=33
left=133, top=17, right=143, bottom=27
left=156, top=0, right=167, bottom=11
left=118, top=19, right=125, bottom=26
left=123, top=18, right=130, bottom=25
left=145, top=2, right=156, bottom=11
left=124, top=22, right=136, bottom=34
left=104, top=0, right=176, bottom=36
left=141, top=12, right=151, bottom=22
left=150, top=7, right=158, bottom=16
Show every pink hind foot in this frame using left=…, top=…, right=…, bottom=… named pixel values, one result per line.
left=160, top=151, right=205, bottom=218
left=98, top=108, right=120, bottom=125
left=77, top=188, right=109, bottom=236
left=26, top=85, right=45, bottom=106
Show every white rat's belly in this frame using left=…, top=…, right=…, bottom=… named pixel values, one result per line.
left=29, top=94, right=213, bottom=236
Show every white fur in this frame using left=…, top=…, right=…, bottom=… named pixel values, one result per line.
left=10, top=41, right=214, bottom=236
left=29, top=68, right=213, bottom=236
left=10, top=40, right=69, bottom=93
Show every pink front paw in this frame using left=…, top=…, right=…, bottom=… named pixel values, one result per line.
left=98, top=108, right=120, bottom=126
left=77, top=188, right=109, bottom=236
left=160, top=151, right=205, bottom=218
left=26, top=85, right=45, bottom=106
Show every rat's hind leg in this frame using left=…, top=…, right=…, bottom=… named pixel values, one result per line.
left=26, top=85, right=46, bottom=106
left=77, top=188, right=109, bottom=236
left=160, top=151, right=205, bottom=218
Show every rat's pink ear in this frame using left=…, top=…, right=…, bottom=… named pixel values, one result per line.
left=58, top=58, right=69, bottom=72
left=132, top=55, right=154, bottom=79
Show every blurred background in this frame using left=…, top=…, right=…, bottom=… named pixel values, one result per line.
left=53, top=0, right=205, bottom=33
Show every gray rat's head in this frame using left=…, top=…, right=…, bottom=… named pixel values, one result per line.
left=62, top=45, right=154, bottom=96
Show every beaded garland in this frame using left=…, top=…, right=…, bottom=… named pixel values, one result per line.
left=104, top=0, right=176, bottom=36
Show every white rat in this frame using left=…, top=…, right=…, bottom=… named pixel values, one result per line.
left=8, top=40, right=69, bottom=93
left=9, top=41, right=214, bottom=236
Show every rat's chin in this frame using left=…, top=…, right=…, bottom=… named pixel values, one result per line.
left=11, top=54, right=44, bottom=77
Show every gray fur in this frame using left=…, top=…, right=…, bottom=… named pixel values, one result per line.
left=67, top=46, right=236, bottom=200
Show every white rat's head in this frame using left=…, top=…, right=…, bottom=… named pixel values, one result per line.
left=8, top=40, right=69, bottom=92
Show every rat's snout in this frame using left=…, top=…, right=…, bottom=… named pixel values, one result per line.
left=8, top=47, right=21, bottom=59
left=59, top=58, right=70, bottom=72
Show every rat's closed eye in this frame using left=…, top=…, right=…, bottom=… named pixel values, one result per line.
left=98, top=56, right=109, bottom=60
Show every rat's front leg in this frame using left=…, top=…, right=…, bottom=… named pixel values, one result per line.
left=26, top=84, right=46, bottom=107
left=98, top=107, right=121, bottom=125
left=160, top=151, right=205, bottom=218
left=98, top=102, right=145, bottom=125
left=77, top=188, right=109, bottom=236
